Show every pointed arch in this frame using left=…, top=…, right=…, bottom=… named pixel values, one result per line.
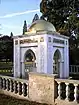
left=24, top=49, right=37, bottom=76
left=53, top=49, right=61, bottom=61
left=24, top=49, right=36, bottom=62
left=53, top=49, right=61, bottom=77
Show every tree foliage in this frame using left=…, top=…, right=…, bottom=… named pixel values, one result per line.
left=23, top=20, right=27, bottom=35
left=40, top=0, right=79, bottom=36
left=0, top=35, right=13, bottom=62
left=10, top=32, right=13, bottom=38
left=32, top=14, right=39, bottom=23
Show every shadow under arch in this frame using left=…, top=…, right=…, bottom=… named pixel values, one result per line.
left=24, top=49, right=36, bottom=62
left=24, top=49, right=37, bottom=79
left=53, top=49, right=61, bottom=77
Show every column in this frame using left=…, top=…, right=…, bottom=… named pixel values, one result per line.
left=17, top=40, right=21, bottom=78
left=21, top=62, right=25, bottom=79
left=3, top=78, right=6, bottom=90
left=6, top=79, right=10, bottom=91
left=58, top=82, right=61, bottom=99
left=74, top=84, right=78, bottom=102
left=14, top=81, right=18, bottom=93
left=22, top=83, right=27, bottom=96
left=65, top=83, right=69, bottom=100
left=18, top=82, right=22, bottom=95
left=64, top=40, right=69, bottom=78
left=0, top=78, right=3, bottom=89
left=60, top=61, right=64, bottom=78
left=10, top=79, right=14, bottom=92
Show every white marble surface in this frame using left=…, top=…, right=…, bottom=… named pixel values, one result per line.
left=13, top=31, right=69, bottom=79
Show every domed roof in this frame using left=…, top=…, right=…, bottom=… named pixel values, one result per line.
left=28, top=20, right=56, bottom=33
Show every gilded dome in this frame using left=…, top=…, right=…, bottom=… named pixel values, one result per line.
left=28, top=20, right=56, bottom=33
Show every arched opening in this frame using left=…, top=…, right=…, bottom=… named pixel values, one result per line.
left=53, top=49, right=61, bottom=77
left=24, top=49, right=36, bottom=78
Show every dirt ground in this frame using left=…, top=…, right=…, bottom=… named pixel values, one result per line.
left=0, top=94, right=48, bottom=105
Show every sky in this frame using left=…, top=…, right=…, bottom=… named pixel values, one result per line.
left=0, top=0, right=42, bottom=36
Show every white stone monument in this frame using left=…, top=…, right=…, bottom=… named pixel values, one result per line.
left=13, top=19, right=69, bottom=79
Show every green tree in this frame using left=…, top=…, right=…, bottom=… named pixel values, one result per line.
left=10, top=32, right=13, bottom=38
left=23, top=20, right=27, bottom=35
left=32, top=14, right=39, bottom=23
left=0, top=36, right=13, bottom=62
left=40, top=0, right=79, bottom=36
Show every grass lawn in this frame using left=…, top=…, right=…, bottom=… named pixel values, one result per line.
left=0, top=62, right=13, bottom=68
left=0, top=94, right=48, bottom=105
left=0, top=62, right=13, bottom=76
